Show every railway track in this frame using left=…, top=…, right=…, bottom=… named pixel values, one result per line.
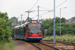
left=41, top=40, right=75, bottom=50
left=41, top=40, right=75, bottom=46
left=30, top=42, right=61, bottom=50
left=30, top=43, right=43, bottom=50
left=13, top=40, right=75, bottom=50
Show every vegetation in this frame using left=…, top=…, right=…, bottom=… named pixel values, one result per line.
left=8, top=17, right=18, bottom=38
left=42, top=17, right=75, bottom=43
left=26, top=17, right=32, bottom=21
left=9, top=17, right=18, bottom=25
left=42, top=17, right=75, bottom=35
left=43, top=34, right=75, bottom=43
left=0, top=40, right=14, bottom=50
left=0, top=12, right=14, bottom=50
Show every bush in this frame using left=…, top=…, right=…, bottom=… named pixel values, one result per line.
left=0, top=18, right=11, bottom=43
left=0, top=41, right=14, bottom=50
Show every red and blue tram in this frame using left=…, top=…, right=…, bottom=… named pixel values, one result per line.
left=14, top=22, right=43, bottom=41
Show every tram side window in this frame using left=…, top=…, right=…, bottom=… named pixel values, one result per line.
left=20, top=27, right=23, bottom=33
left=16, top=29, right=19, bottom=34
left=24, top=26, right=27, bottom=33
left=15, top=29, right=19, bottom=36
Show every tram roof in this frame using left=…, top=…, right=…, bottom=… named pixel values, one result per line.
left=14, top=21, right=39, bottom=29
left=14, top=25, right=20, bottom=29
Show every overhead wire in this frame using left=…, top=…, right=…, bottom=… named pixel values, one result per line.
left=25, top=0, right=67, bottom=20
left=32, top=11, right=52, bottom=19
left=24, top=0, right=39, bottom=21
left=39, top=6, right=50, bottom=10
left=15, top=0, right=39, bottom=22
left=16, top=12, right=27, bottom=22
left=17, top=0, right=39, bottom=20
left=55, top=0, right=67, bottom=8
left=30, top=0, right=39, bottom=10
left=39, top=11, right=51, bottom=16
left=33, top=0, right=67, bottom=18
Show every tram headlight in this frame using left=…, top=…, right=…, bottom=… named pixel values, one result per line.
left=39, top=34, right=41, bottom=35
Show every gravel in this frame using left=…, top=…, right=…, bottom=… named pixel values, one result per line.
left=13, top=40, right=38, bottom=50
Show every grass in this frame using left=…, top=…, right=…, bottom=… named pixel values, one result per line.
left=43, top=34, right=75, bottom=43
left=0, top=40, right=14, bottom=50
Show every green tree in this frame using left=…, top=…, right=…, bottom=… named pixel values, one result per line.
left=42, top=17, right=66, bottom=36
left=56, top=17, right=60, bottom=23
left=9, top=17, right=18, bottom=38
left=61, top=17, right=66, bottom=23
left=42, top=18, right=53, bottom=35
left=0, top=12, right=11, bottom=43
left=9, top=17, right=18, bottom=25
left=42, top=16, right=75, bottom=36
left=0, top=18, right=11, bottom=42
left=0, top=12, right=8, bottom=21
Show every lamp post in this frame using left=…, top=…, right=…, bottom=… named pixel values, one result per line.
left=60, top=7, right=67, bottom=36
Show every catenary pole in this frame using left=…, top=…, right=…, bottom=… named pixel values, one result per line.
left=38, top=5, right=39, bottom=22
left=60, top=8, right=61, bottom=36
left=21, top=14, right=22, bottom=24
left=54, top=0, right=56, bottom=44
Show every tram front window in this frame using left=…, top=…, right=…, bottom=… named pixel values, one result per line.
left=28, top=23, right=41, bottom=33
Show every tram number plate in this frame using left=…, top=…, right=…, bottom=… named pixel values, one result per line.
left=31, top=24, right=37, bottom=26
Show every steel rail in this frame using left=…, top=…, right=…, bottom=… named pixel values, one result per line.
left=42, top=40, right=75, bottom=46
left=30, top=43, right=43, bottom=50
left=30, top=42, right=61, bottom=50
left=40, top=42, right=61, bottom=50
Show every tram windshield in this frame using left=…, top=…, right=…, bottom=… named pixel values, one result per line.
left=28, top=23, right=41, bottom=33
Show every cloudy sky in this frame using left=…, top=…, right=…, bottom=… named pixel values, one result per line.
left=0, top=0, right=75, bottom=21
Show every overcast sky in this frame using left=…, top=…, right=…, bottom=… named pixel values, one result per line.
left=0, top=0, right=75, bottom=21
